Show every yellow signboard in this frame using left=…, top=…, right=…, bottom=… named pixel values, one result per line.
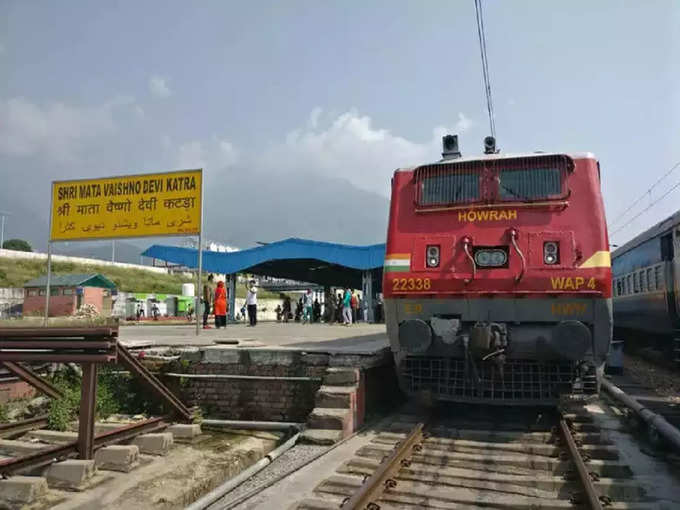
left=50, top=169, right=202, bottom=241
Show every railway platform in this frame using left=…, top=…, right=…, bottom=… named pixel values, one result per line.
left=119, top=322, right=389, bottom=354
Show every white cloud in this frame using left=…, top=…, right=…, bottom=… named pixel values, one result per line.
left=308, top=107, right=323, bottom=129
left=149, top=75, right=172, bottom=98
left=0, top=97, right=118, bottom=162
left=173, top=137, right=238, bottom=170
left=261, top=108, right=473, bottom=196
left=176, top=140, right=205, bottom=169
left=454, top=112, right=472, bottom=132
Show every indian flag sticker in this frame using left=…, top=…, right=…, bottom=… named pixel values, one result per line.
left=384, top=253, right=411, bottom=272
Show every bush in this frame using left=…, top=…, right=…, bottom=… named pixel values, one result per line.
left=2, top=239, right=32, bottom=252
left=47, top=370, right=123, bottom=431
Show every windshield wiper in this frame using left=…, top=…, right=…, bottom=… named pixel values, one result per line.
left=500, top=183, right=529, bottom=201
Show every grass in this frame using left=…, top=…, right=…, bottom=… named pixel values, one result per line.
left=0, top=257, right=293, bottom=299
left=0, top=256, right=195, bottom=294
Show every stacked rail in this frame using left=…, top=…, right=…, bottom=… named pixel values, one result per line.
left=0, top=325, right=192, bottom=475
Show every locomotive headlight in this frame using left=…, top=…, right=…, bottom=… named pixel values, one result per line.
left=544, top=241, right=559, bottom=265
left=426, top=245, right=440, bottom=267
left=474, top=249, right=507, bottom=267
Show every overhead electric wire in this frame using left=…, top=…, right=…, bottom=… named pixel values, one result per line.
left=608, top=159, right=680, bottom=228
left=609, top=176, right=680, bottom=237
left=474, top=0, right=496, bottom=138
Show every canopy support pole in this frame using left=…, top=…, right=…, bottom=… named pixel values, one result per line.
left=227, top=274, right=236, bottom=321
left=362, top=270, right=374, bottom=323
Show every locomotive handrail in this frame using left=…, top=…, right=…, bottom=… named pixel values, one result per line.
left=462, top=237, right=476, bottom=283
left=509, top=229, right=525, bottom=283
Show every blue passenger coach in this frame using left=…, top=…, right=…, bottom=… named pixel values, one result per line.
left=611, top=211, right=680, bottom=347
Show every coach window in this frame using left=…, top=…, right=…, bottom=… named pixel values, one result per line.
left=646, top=268, right=654, bottom=291
left=640, top=271, right=647, bottom=292
left=655, top=266, right=664, bottom=290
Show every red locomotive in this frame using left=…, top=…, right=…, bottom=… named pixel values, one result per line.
left=384, top=135, right=612, bottom=404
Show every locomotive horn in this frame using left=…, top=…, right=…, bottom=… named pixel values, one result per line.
left=441, top=134, right=461, bottom=160
left=484, top=136, right=497, bottom=154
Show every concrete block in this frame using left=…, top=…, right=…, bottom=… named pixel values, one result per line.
left=27, top=429, right=78, bottom=444
left=248, top=349, right=297, bottom=366
left=300, top=352, right=330, bottom=366
left=316, top=385, right=355, bottom=409
left=201, top=346, right=241, bottom=364
left=94, top=445, right=139, bottom=472
left=323, top=368, right=359, bottom=386
left=0, top=439, right=46, bottom=456
left=167, top=423, right=202, bottom=440
left=132, top=432, right=173, bottom=455
left=0, top=476, right=48, bottom=505
left=307, top=408, right=352, bottom=437
left=300, top=429, right=343, bottom=445
left=45, top=459, right=95, bottom=490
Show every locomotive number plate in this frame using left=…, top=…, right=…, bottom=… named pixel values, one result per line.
left=392, top=277, right=431, bottom=291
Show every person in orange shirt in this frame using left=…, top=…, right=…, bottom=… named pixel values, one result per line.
left=214, top=281, right=227, bottom=329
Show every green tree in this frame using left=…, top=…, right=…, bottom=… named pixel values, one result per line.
left=2, top=239, right=32, bottom=252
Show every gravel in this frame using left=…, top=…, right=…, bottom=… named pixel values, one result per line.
left=207, top=443, right=330, bottom=510
left=624, top=353, right=680, bottom=402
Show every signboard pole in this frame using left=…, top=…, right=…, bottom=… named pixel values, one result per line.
left=44, top=242, right=52, bottom=325
left=195, top=170, right=204, bottom=336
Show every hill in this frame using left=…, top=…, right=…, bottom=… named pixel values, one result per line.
left=0, top=257, right=194, bottom=294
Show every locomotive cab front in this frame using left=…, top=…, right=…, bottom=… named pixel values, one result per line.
left=384, top=136, right=612, bottom=404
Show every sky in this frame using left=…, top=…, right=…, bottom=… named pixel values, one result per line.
left=1, top=0, right=679, bottom=258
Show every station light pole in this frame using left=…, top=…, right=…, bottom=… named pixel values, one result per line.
left=0, top=210, right=11, bottom=249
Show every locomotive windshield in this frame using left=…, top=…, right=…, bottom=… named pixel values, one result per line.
left=420, top=172, right=479, bottom=205
left=498, top=167, right=562, bottom=201
left=415, top=155, right=571, bottom=207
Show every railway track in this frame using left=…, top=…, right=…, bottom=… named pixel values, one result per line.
left=285, top=404, right=668, bottom=510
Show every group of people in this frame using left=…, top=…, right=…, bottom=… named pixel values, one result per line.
left=202, top=275, right=258, bottom=329
left=275, top=290, right=322, bottom=323
left=200, top=278, right=378, bottom=327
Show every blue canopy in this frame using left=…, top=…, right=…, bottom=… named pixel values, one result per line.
left=142, top=238, right=385, bottom=288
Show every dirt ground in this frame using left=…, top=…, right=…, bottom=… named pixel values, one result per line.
left=31, top=429, right=282, bottom=510
left=623, top=353, right=680, bottom=402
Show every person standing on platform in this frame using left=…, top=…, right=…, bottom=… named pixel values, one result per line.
left=342, top=288, right=352, bottom=326
left=213, top=280, right=227, bottom=328
left=313, top=298, right=321, bottom=322
left=325, top=289, right=335, bottom=323
left=283, top=295, right=291, bottom=323
left=245, top=279, right=258, bottom=326
left=302, top=289, right=313, bottom=324
left=350, top=291, right=358, bottom=323
left=202, top=274, right=214, bottom=329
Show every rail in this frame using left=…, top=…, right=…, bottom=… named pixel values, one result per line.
left=342, top=422, right=425, bottom=509
left=0, top=415, right=49, bottom=439
left=0, top=416, right=168, bottom=476
left=558, top=414, right=606, bottom=509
